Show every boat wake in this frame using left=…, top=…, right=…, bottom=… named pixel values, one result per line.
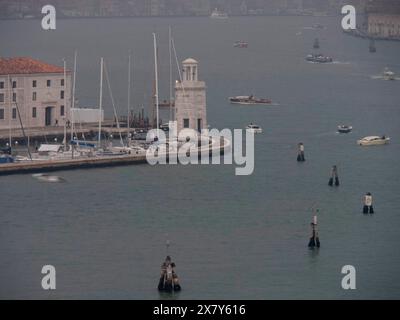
left=331, top=61, right=351, bottom=65
left=32, top=173, right=66, bottom=183
left=370, top=75, right=400, bottom=81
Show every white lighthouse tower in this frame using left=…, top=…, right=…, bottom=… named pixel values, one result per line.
left=175, top=58, right=207, bottom=134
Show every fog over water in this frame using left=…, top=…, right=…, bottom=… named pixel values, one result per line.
left=0, top=15, right=399, bottom=299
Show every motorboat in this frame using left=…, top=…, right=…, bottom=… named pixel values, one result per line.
left=32, top=173, right=66, bottom=183
left=306, top=54, right=333, bottom=63
left=210, top=8, right=228, bottom=19
left=382, top=68, right=395, bottom=81
left=246, top=124, right=263, bottom=134
left=229, top=95, right=272, bottom=105
left=337, top=125, right=353, bottom=133
left=234, top=41, right=248, bottom=48
left=357, top=136, right=390, bottom=146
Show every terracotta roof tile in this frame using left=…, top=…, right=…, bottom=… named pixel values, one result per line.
left=0, top=57, right=67, bottom=75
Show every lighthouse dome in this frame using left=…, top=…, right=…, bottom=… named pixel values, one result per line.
left=182, top=58, right=198, bottom=64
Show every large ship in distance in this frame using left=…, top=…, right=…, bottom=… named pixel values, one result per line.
left=229, top=95, right=272, bottom=105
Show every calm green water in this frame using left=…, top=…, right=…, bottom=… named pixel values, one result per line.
left=1, top=16, right=400, bottom=299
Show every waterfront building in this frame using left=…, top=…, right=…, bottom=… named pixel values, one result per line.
left=368, top=13, right=400, bottom=38
left=0, top=57, right=71, bottom=130
left=174, top=58, right=207, bottom=133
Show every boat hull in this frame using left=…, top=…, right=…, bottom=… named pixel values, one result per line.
left=338, top=126, right=353, bottom=133
left=357, top=138, right=390, bottom=146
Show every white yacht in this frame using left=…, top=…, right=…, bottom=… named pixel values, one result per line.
left=210, top=8, right=228, bottom=19
left=246, top=124, right=263, bottom=134
left=357, top=136, right=390, bottom=146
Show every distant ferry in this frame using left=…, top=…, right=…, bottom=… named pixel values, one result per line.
left=229, top=95, right=272, bottom=105
left=210, top=8, right=228, bottom=19
left=306, top=53, right=333, bottom=63
left=234, top=41, right=248, bottom=48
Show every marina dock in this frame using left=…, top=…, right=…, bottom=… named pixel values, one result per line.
left=0, top=137, right=229, bottom=176
left=0, top=153, right=148, bottom=176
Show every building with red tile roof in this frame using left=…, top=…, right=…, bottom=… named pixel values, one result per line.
left=0, top=57, right=67, bottom=75
left=0, top=57, right=71, bottom=130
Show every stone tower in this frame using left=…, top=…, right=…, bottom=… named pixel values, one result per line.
left=175, top=58, right=207, bottom=134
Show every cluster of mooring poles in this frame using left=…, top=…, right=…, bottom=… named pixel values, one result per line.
left=297, top=143, right=375, bottom=250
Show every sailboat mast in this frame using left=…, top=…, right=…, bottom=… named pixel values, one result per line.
left=127, top=53, right=131, bottom=136
left=63, top=58, right=67, bottom=150
left=153, top=33, right=160, bottom=135
left=7, top=74, right=11, bottom=147
left=98, top=57, right=104, bottom=147
left=71, top=50, right=77, bottom=141
left=169, top=26, right=173, bottom=121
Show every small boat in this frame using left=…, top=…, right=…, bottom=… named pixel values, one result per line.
left=229, top=95, right=272, bottom=105
left=382, top=68, right=396, bottom=81
left=246, top=124, right=262, bottom=134
left=210, top=8, right=228, bottom=19
left=357, top=136, right=390, bottom=146
left=234, top=41, right=248, bottom=48
left=313, top=38, right=320, bottom=49
left=306, top=54, right=333, bottom=63
left=32, top=173, right=66, bottom=183
left=337, top=125, right=353, bottom=133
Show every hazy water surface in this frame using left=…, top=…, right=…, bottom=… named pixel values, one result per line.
left=0, top=16, right=400, bottom=299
